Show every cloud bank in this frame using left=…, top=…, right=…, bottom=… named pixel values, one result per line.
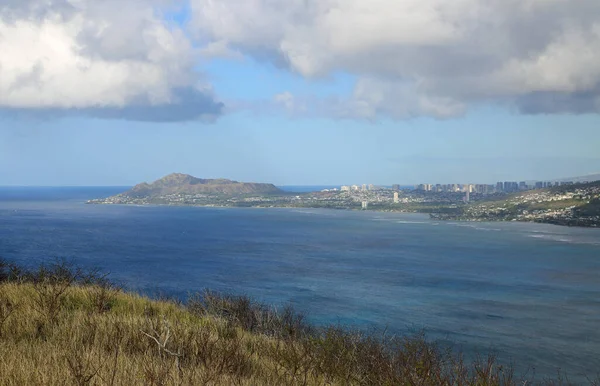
left=2, top=0, right=600, bottom=121
left=191, top=0, right=600, bottom=118
left=0, top=0, right=223, bottom=121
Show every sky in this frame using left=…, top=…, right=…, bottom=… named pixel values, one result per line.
left=1, top=0, right=600, bottom=186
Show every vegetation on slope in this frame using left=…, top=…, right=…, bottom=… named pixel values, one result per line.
left=122, top=173, right=283, bottom=198
left=431, top=180, right=600, bottom=227
left=0, top=259, right=596, bottom=385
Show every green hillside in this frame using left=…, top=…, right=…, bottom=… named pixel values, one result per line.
left=432, top=180, right=600, bottom=227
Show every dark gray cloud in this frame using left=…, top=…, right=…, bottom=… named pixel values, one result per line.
left=89, top=88, right=224, bottom=122
left=516, top=86, right=600, bottom=115
left=1, top=88, right=224, bottom=122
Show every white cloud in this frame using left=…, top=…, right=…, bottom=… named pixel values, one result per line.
left=240, top=81, right=465, bottom=121
left=4, top=0, right=600, bottom=121
left=199, top=41, right=244, bottom=60
left=0, top=0, right=222, bottom=121
left=190, top=0, right=600, bottom=117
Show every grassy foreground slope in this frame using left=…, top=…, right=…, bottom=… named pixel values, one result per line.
left=0, top=260, right=595, bottom=385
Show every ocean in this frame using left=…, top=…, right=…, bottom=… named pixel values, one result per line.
left=1, top=187, right=599, bottom=380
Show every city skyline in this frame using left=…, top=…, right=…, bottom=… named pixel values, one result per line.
left=338, top=178, right=591, bottom=194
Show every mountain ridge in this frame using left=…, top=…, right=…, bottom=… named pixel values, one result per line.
left=555, top=172, right=600, bottom=183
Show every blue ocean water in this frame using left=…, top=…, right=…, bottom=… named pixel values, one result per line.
left=1, top=187, right=600, bottom=380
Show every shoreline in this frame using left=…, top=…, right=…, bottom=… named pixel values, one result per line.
left=429, top=213, right=600, bottom=229
left=87, top=201, right=600, bottom=229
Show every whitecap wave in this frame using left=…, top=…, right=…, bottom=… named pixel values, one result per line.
left=473, top=227, right=502, bottom=232
left=527, top=234, right=600, bottom=245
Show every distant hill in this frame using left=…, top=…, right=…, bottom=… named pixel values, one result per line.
left=432, top=180, right=600, bottom=227
left=556, top=173, right=600, bottom=183
left=122, top=173, right=282, bottom=197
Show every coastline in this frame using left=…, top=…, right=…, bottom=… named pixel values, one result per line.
left=429, top=213, right=600, bottom=228
left=87, top=201, right=600, bottom=228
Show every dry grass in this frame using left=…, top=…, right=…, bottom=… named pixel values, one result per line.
left=0, top=259, right=597, bottom=385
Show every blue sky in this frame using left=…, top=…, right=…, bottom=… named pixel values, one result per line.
left=3, top=107, right=599, bottom=186
left=1, top=1, right=600, bottom=186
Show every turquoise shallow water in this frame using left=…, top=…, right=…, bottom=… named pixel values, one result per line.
left=1, top=187, right=600, bottom=380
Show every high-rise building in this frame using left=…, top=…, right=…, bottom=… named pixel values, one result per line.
left=392, top=184, right=400, bottom=191
left=475, top=184, right=488, bottom=194
left=503, top=181, right=518, bottom=192
left=393, top=192, right=399, bottom=203
left=361, top=201, right=368, bottom=210
left=362, top=184, right=367, bottom=191
left=496, top=182, right=504, bottom=192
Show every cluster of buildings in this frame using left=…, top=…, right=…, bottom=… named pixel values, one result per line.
left=336, top=180, right=583, bottom=196
left=340, top=184, right=379, bottom=192
left=494, top=181, right=576, bottom=193
left=413, top=181, right=580, bottom=194
left=445, top=182, right=600, bottom=227
left=414, top=183, right=480, bottom=193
